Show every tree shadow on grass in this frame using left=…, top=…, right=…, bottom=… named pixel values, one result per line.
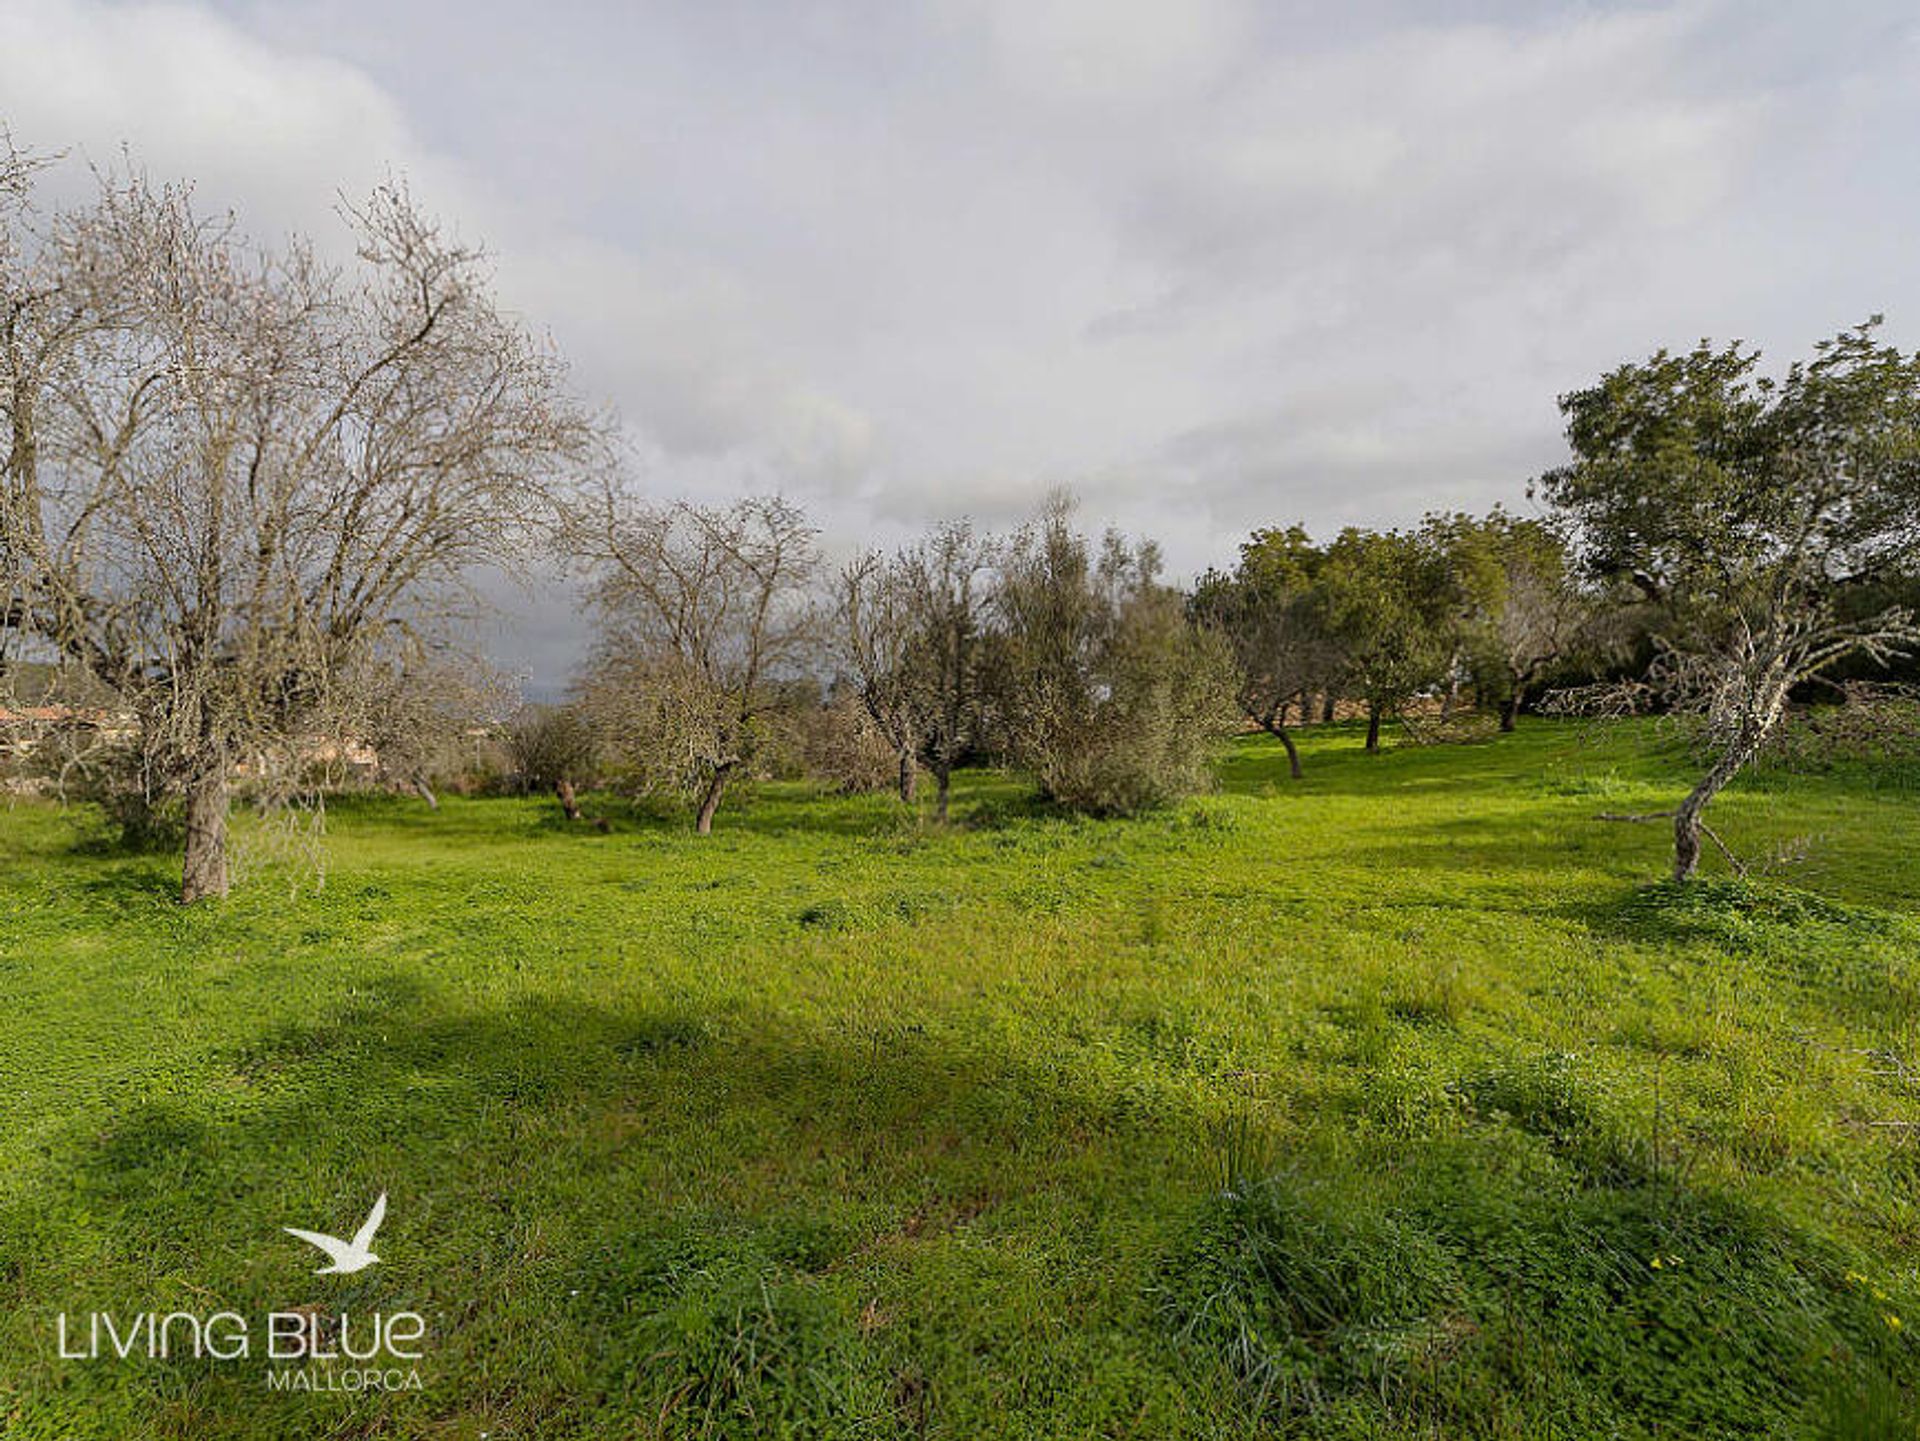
left=0, top=980, right=1201, bottom=1439
left=1571, top=877, right=1920, bottom=1029
left=5, top=978, right=1916, bottom=1439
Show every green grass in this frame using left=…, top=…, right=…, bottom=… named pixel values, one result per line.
left=1, top=720, right=1916, bottom=1438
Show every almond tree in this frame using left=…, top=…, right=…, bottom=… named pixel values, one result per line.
left=1, top=146, right=600, bottom=900
left=1539, top=320, right=1920, bottom=880
left=838, top=519, right=994, bottom=816
left=573, top=495, right=819, bottom=833
left=839, top=548, right=926, bottom=804
left=898, top=520, right=995, bottom=820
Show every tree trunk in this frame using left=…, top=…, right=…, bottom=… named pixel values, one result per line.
left=1264, top=714, right=1304, bottom=779
left=695, top=765, right=730, bottom=834
left=1322, top=693, right=1338, bottom=724
left=935, top=765, right=952, bottom=822
left=555, top=777, right=581, bottom=822
left=1500, top=692, right=1521, bottom=733
left=1672, top=726, right=1768, bottom=882
left=1277, top=725, right=1303, bottom=780
left=180, top=764, right=230, bottom=904
left=1365, top=704, right=1382, bottom=753
left=414, top=777, right=439, bottom=810
left=897, top=748, right=918, bottom=804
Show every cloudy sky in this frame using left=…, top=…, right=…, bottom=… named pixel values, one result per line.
left=4, top=0, right=1917, bottom=687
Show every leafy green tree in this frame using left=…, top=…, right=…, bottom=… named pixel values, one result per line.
left=1191, top=524, right=1339, bottom=778
left=1318, top=527, right=1454, bottom=752
left=1538, top=319, right=1920, bottom=880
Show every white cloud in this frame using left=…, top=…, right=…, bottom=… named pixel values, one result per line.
left=0, top=0, right=453, bottom=232
left=6, top=0, right=1920, bottom=687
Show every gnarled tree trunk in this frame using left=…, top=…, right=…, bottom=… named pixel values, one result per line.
left=934, top=764, right=953, bottom=821
left=180, top=763, right=230, bottom=904
left=1672, top=719, right=1772, bottom=882
left=1500, top=692, right=1521, bottom=733
left=1364, top=703, right=1382, bottom=753
left=695, top=764, right=731, bottom=834
left=897, top=748, right=917, bottom=804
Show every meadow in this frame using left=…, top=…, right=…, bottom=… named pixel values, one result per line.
left=1, top=719, right=1917, bottom=1439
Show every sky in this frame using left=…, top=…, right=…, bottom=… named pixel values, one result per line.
left=4, top=0, right=1919, bottom=690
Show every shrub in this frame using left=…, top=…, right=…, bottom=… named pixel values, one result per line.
left=786, top=694, right=900, bottom=794
left=1758, top=684, right=1920, bottom=772
left=504, top=705, right=598, bottom=793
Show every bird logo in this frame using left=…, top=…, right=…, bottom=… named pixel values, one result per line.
left=284, top=1192, right=387, bottom=1275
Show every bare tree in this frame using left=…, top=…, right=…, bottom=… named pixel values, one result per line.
left=838, top=519, right=994, bottom=818
left=899, top=521, right=994, bottom=820
left=1, top=148, right=601, bottom=900
left=506, top=703, right=598, bottom=821
left=573, top=494, right=818, bottom=833
left=348, top=642, right=514, bottom=809
left=839, top=549, right=924, bottom=804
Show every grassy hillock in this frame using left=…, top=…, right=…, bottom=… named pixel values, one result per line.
left=1, top=721, right=1915, bottom=1438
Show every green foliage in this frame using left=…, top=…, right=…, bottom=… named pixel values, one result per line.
left=1191, top=524, right=1340, bottom=749
left=1162, top=1138, right=1914, bottom=1438
left=1319, top=526, right=1455, bottom=721
left=1540, top=321, right=1920, bottom=618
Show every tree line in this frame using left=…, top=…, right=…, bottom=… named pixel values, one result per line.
left=6, top=150, right=1920, bottom=901
left=539, top=493, right=1605, bottom=833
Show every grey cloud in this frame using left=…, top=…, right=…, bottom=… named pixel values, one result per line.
left=8, top=0, right=1920, bottom=688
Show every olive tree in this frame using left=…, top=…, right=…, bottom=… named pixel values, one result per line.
left=1, top=146, right=599, bottom=900
left=1428, top=508, right=1593, bottom=732
left=1317, top=527, right=1454, bottom=752
left=1538, top=320, right=1920, bottom=880
left=994, top=498, right=1235, bottom=814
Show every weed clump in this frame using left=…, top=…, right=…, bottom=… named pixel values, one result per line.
left=1610, top=880, right=1917, bottom=1021
left=1159, top=1141, right=1918, bottom=1438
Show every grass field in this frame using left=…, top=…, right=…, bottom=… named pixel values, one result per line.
left=2, top=719, right=1918, bottom=1439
